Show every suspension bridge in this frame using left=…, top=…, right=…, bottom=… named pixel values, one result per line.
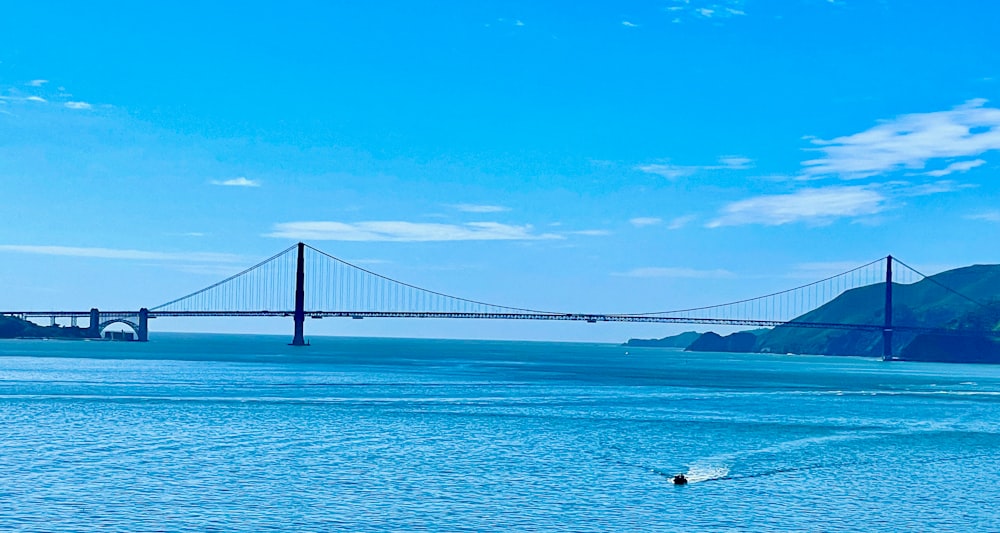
left=2, top=242, right=990, bottom=359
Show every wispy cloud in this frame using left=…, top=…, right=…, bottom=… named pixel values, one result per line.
left=892, top=179, right=973, bottom=196
left=211, top=177, right=260, bottom=187
left=629, top=217, right=662, bottom=227
left=347, top=258, right=392, bottom=266
left=265, top=221, right=563, bottom=242
left=0, top=245, right=242, bottom=263
left=708, top=186, right=887, bottom=227
left=26, top=79, right=48, bottom=87
left=802, top=99, right=1000, bottom=179
left=966, top=211, right=1000, bottom=222
left=706, top=180, right=972, bottom=228
left=637, top=155, right=753, bottom=179
left=667, top=1, right=748, bottom=21
left=570, top=229, right=612, bottom=236
left=64, top=101, right=92, bottom=110
left=785, top=261, right=875, bottom=280
left=614, top=267, right=735, bottom=279
left=25, top=96, right=46, bottom=103
left=668, top=215, right=696, bottom=230
left=450, top=203, right=510, bottom=213
left=924, top=158, right=986, bottom=177
left=622, top=20, right=638, bottom=27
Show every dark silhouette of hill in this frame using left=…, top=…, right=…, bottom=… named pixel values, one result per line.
left=624, top=331, right=701, bottom=348
left=686, top=331, right=758, bottom=353
left=756, top=264, right=1000, bottom=358
left=0, top=315, right=93, bottom=339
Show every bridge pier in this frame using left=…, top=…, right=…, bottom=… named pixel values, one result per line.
left=291, top=242, right=307, bottom=346
left=87, top=308, right=101, bottom=338
left=138, top=308, right=149, bottom=342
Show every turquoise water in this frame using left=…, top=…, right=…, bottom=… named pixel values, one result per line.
left=2, top=333, right=999, bottom=531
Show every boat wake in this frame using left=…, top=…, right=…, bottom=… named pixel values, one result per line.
left=650, top=464, right=729, bottom=484
left=653, top=451, right=995, bottom=485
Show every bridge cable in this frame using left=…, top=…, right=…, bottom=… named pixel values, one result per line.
left=304, top=244, right=562, bottom=315
left=629, top=257, right=886, bottom=316
left=150, top=244, right=298, bottom=311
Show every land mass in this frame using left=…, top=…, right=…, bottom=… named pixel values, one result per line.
left=624, top=331, right=701, bottom=348
left=0, top=315, right=96, bottom=340
left=625, top=264, right=1000, bottom=364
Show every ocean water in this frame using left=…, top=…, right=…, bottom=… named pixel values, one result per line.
left=1, top=333, right=999, bottom=532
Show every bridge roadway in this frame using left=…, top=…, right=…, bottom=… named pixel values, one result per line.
left=5, top=309, right=935, bottom=333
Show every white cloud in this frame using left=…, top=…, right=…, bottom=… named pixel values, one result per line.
left=25, top=96, right=46, bottom=103
left=893, top=179, right=972, bottom=196
left=629, top=217, right=662, bottom=227
left=614, top=267, right=735, bottom=279
left=668, top=215, right=696, bottom=230
left=966, top=211, right=1000, bottom=222
left=708, top=186, right=887, bottom=227
left=802, top=99, right=1000, bottom=179
left=637, top=155, right=753, bottom=179
left=27, top=79, right=48, bottom=87
left=211, top=177, right=260, bottom=187
left=265, top=221, right=563, bottom=242
left=637, top=164, right=696, bottom=179
left=786, top=261, right=874, bottom=279
left=515, top=20, right=525, bottom=26
left=64, top=101, right=92, bottom=110
left=718, top=156, right=752, bottom=168
left=347, top=258, right=392, bottom=266
left=0, top=245, right=242, bottom=263
left=571, top=229, right=612, bottom=236
left=450, top=203, right=510, bottom=213
left=622, top=20, right=638, bottom=27
left=667, top=1, right=747, bottom=20
left=924, top=158, right=986, bottom=177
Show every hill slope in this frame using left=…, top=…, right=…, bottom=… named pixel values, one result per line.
left=624, top=331, right=701, bottom=348
left=0, top=315, right=95, bottom=339
left=756, top=264, right=1000, bottom=358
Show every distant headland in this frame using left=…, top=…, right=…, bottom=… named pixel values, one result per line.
left=0, top=315, right=96, bottom=340
left=626, top=263, right=1000, bottom=364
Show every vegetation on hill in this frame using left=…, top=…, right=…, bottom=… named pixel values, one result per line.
left=624, top=331, right=701, bottom=348
left=901, top=302, right=1000, bottom=363
left=0, top=315, right=95, bottom=339
left=629, top=264, right=1000, bottom=363
left=686, top=331, right=758, bottom=353
left=755, top=264, right=1000, bottom=359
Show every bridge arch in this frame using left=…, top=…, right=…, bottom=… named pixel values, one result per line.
left=99, top=319, right=140, bottom=340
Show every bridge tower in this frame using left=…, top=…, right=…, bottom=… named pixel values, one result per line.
left=137, top=308, right=149, bottom=342
left=87, top=308, right=101, bottom=338
left=882, top=255, right=893, bottom=361
left=291, top=242, right=307, bottom=346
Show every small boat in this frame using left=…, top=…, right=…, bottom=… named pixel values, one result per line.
left=672, top=474, right=688, bottom=485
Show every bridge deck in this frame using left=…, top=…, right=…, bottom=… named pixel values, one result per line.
left=5, top=309, right=976, bottom=335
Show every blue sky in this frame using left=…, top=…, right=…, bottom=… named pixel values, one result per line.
left=1, top=0, right=999, bottom=342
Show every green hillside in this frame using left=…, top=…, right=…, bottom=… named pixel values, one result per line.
left=756, top=264, right=1000, bottom=357
left=624, top=331, right=702, bottom=348
left=901, top=302, right=1000, bottom=363
left=0, top=315, right=94, bottom=339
